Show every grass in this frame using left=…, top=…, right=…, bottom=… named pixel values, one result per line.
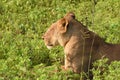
left=0, top=0, right=120, bottom=80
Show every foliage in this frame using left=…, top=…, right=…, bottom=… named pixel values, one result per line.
left=92, top=58, right=120, bottom=80
left=0, top=0, right=120, bottom=80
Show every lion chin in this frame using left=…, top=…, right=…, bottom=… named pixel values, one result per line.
left=47, top=46, right=53, bottom=49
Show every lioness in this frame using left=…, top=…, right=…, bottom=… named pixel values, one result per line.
left=42, top=12, right=120, bottom=78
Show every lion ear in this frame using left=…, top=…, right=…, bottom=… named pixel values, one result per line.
left=58, top=18, right=68, bottom=33
left=64, top=12, right=75, bottom=19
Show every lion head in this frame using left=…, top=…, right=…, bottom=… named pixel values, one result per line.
left=42, top=12, right=75, bottom=49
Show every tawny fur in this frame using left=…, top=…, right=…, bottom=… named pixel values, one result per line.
left=42, top=12, right=120, bottom=76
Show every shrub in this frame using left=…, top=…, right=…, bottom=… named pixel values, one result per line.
left=92, top=58, right=120, bottom=80
left=0, top=0, right=120, bottom=80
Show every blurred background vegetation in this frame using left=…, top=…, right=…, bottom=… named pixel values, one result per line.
left=0, top=0, right=120, bottom=80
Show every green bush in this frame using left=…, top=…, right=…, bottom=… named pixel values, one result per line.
left=92, top=59, right=120, bottom=80
left=0, top=0, right=120, bottom=80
